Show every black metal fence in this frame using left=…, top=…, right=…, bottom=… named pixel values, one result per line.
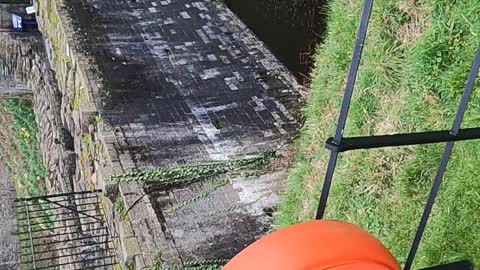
left=15, top=191, right=116, bottom=270
left=315, top=0, right=479, bottom=269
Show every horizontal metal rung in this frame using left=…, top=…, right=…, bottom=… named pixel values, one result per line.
left=17, top=208, right=99, bottom=221
left=16, top=190, right=102, bottom=202
left=17, top=220, right=103, bottom=234
left=21, top=240, right=110, bottom=256
left=326, top=127, right=480, bottom=152
left=21, top=233, right=109, bottom=248
left=28, top=254, right=115, bottom=270
left=19, top=226, right=107, bottom=242
left=15, top=195, right=100, bottom=207
left=16, top=202, right=99, bottom=215
left=18, top=215, right=103, bottom=227
left=20, top=248, right=114, bottom=264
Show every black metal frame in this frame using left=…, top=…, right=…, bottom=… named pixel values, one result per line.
left=15, top=190, right=116, bottom=270
left=315, top=0, right=480, bottom=269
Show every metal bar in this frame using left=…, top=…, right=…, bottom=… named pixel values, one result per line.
left=21, top=248, right=115, bottom=265
left=15, top=190, right=102, bottom=202
left=29, top=233, right=109, bottom=248
left=15, top=195, right=100, bottom=206
left=42, top=198, right=102, bottom=221
left=16, top=202, right=98, bottom=214
left=18, top=220, right=103, bottom=234
left=325, top=127, right=480, bottom=152
left=98, top=195, right=119, bottom=270
left=21, top=239, right=110, bottom=256
left=315, top=0, right=374, bottom=220
left=17, top=213, right=54, bottom=222
left=19, top=226, right=107, bottom=242
left=17, top=207, right=99, bottom=222
left=332, top=0, right=374, bottom=144
left=23, top=200, right=37, bottom=270
left=19, top=215, right=103, bottom=227
left=315, top=151, right=339, bottom=219
left=404, top=43, right=480, bottom=270
left=28, top=255, right=115, bottom=270
left=420, top=260, right=474, bottom=270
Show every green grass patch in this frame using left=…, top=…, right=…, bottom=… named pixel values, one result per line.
left=0, top=99, right=46, bottom=197
left=277, top=0, right=480, bottom=268
left=114, top=197, right=129, bottom=222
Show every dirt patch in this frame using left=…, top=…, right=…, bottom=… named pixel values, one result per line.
left=396, top=0, right=431, bottom=46
left=425, top=94, right=446, bottom=129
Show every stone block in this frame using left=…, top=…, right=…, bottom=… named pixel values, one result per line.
left=121, top=236, right=142, bottom=265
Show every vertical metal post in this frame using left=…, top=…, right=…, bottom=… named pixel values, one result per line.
left=316, top=0, right=374, bottom=219
left=24, top=200, right=37, bottom=270
left=404, top=43, right=480, bottom=270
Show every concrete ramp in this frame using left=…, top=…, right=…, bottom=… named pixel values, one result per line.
left=32, top=0, right=305, bottom=268
left=66, top=0, right=303, bottom=171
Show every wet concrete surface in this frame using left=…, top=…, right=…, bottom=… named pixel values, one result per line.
left=0, top=167, right=19, bottom=270
left=66, top=0, right=304, bottom=171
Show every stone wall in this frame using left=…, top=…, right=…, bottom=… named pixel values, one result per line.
left=0, top=30, right=105, bottom=270
left=0, top=31, right=74, bottom=194
left=0, top=23, right=32, bottom=98
left=32, top=0, right=305, bottom=268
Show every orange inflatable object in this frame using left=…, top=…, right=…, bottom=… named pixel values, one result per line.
left=223, top=220, right=400, bottom=270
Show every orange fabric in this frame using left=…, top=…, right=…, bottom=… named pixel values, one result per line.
left=223, top=220, right=400, bottom=270
left=328, top=262, right=394, bottom=270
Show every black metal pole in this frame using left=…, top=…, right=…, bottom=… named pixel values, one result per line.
left=404, top=43, right=480, bottom=270
left=15, top=190, right=102, bottom=202
left=316, top=0, right=374, bottom=220
left=325, top=127, right=480, bottom=152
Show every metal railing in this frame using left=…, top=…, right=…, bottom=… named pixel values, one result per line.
left=15, top=191, right=116, bottom=270
left=315, top=0, right=479, bottom=269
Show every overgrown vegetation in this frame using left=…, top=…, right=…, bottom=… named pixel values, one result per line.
left=107, top=152, right=274, bottom=184
left=277, top=0, right=480, bottom=268
left=0, top=99, right=46, bottom=197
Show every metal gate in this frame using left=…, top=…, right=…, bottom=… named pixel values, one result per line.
left=15, top=190, right=116, bottom=270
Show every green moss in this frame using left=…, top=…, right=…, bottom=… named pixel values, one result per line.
left=114, top=197, right=129, bottom=222
left=72, top=86, right=90, bottom=111
left=80, top=133, right=93, bottom=177
left=107, top=152, right=274, bottom=184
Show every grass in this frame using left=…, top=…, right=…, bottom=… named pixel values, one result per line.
left=277, top=0, right=480, bottom=268
left=0, top=99, right=46, bottom=197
